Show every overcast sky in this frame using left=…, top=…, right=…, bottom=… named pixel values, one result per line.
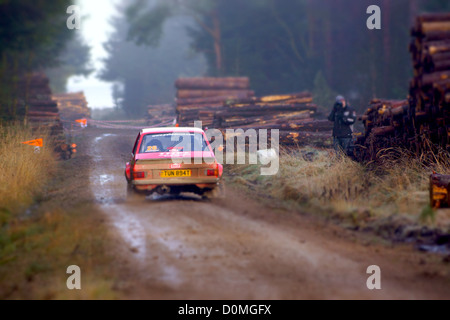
left=67, top=0, right=117, bottom=109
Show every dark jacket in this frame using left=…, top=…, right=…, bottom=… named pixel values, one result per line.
left=328, top=102, right=357, bottom=138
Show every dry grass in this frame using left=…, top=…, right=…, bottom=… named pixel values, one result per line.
left=0, top=123, right=56, bottom=216
left=228, top=146, right=450, bottom=230
left=0, top=205, right=118, bottom=299
left=0, top=124, right=118, bottom=299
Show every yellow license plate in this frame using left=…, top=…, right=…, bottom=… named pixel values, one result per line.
left=160, top=170, right=191, bottom=178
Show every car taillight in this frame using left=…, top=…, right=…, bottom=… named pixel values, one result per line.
left=206, top=165, right=219, bottom=177
left=132, top=164, right=145, bottom=179
left=133, top=171, right=145, bottom=179
left=125, top=163, right=131, bottom=180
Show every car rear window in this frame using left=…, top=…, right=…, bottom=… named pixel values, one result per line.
left=139, top=132, right=209, bottom=153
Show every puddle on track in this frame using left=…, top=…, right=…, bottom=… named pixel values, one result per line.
left=89, top=133, right=148, bottom=260
left=88, top=131, right=182, bottom=287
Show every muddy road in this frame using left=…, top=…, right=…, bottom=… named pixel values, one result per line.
left=83, top=128, right=449, bottom=299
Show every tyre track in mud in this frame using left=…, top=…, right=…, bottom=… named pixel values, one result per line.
left=85, top=128, right=450, bottom=299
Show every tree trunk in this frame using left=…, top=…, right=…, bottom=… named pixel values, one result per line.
left=370, top=32, right=377, bottom=98
left=409, top=0, right=419, bottom=26
left=211, top=10, right=223, bottom=75
left=306, top=0, right=315, bottom=56
left=175, top=77, right=249, bottom=90
left=383, top=0, right=391, bottom=97
left=324, top=17, right=333, bottom=84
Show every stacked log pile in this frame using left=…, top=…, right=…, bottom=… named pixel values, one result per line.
left=175, top=77, right=254, bottom=127
left=214, top=92, right=333, bottom=147
left=147, top=104, right=176, bottom=126
left=409, top=13, right=450, bottom=152
left=53, top=92, right=90, bottom=123
left=15, top=73, right=73, bottom=160
left=356, top=13, right=450, bottom=161
left=356, top=99, right=411, bottom=159
left=19, top=73, right=64, bottom=137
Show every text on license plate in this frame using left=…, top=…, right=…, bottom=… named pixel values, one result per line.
left=160, top=170, right=192, bottom=178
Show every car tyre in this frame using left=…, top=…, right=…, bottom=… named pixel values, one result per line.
left=202, top=181, right=226, bottom=200
left=127, top=183, right=145, bottom=201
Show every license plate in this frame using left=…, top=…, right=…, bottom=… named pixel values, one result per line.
left=160, top=169, right=191, bottom=178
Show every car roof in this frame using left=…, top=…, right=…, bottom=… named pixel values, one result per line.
left=140, top=127, right=205, bottom=134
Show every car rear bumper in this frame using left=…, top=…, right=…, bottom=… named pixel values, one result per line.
left=133, top=178, right=220, bottom=185
left=132, top=181, right=220, bottom=195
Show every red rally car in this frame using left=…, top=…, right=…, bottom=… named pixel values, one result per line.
left=125, top=127, right=224, bottom=199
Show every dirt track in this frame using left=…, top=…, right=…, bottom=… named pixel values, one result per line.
left=83, top=128, right=449, bottom=299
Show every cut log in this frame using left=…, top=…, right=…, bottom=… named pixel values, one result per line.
left=424, top=30, right=450, bottom=41
left=258, top=92, right=312, bottom=102
left=176, top=92, right=254, bottom=106
left=278, top=131, right=333, bottom=147
left=27, top=111, right=60, bottom=117
left=421, top=21, right=450, bottom=34
left=418, top=13, right=450, bottom=23
left=422, top=70, right=450, bottom=86
left=175, top=77, right=250, bottom=90
left=445, top=92, right=450, bottom=103
left=222, top=104, right=316, bottom=113
left=426, top=40, right=450, bottom=55
left=177, top=89, right=255, bottom=99
left=177, top=103, right=224, bottom=110
left=391, top=105, right=408, bottom=116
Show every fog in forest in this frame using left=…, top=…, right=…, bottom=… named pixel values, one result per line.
left=1, top=0, right=450, bottom=119
left=98, top=0, right=450, bottom=117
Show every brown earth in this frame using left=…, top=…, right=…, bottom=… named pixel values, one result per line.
left=75, top=127, right=449, bottom=299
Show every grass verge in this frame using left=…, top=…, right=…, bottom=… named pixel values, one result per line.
left=227, top=147, right=450, bottom=240
left=0, top=124, right=118, bottom=299
left=0, top=123, right=55, bottom=217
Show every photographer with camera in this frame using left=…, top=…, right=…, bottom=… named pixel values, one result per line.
left=328, top=95, right=356, bottom=155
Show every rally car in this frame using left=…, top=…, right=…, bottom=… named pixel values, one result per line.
left=125, top=127, right=223, bottom=199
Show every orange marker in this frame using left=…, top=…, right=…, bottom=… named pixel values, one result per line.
left=21, top=138, right=43, bottom=147
left=75, top=119, right=87, bottom=127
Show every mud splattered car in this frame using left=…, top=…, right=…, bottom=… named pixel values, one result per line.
left=125, top=127, right=223, bottom=199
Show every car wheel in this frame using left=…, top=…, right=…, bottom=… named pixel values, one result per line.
left=202, top=181, right=226, bottom=200
left=127, top=183, right=145, bottom=201
left=217, top=181, right=226, bottom=198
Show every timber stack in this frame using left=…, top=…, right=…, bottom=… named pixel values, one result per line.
left=19, top=73, right=64, bottom=137
left=215, top=92, right=333, bottom=147
left=147, top=104, right=176, bottom=126
left=356, top=99, right=411, bottom=160
left=175, top=77, right=254, bottom=127
left=410, top=13, right=450, bottom=152
left=53, top=92, right=90, bottom=124
left=356, top=13, right=450, bottom=161
left=16, top=73, right=73, bottom=160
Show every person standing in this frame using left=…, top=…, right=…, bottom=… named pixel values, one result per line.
left=328, top=95, right=357, bottom=155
